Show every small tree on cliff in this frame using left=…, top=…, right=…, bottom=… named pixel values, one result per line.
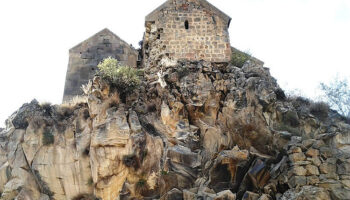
left=97, top=57, right=142, bottom=98
left=320, top=76, right=350, bottom=118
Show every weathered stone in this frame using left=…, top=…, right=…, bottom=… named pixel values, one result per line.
left=337, top=162, right=350, bottom=175
left=292, top=166, right=307, bottom=176
left=183, top=189, right=196, bottom=200
left=215, top=190, right=236, bottom=200
left=307, top=156, right=321, bottom=166
left=288, top=176, right=307, bottom=188
left=280, top=186, right=331, bottom=200
left=160, top=188, right=183, bottom=200
left=305, top=148, right=319, bottom=157
left=331, top=131, right=350, bottom=154
left=307, top=176, right=319, bottom=185
left=305, top=165, right=320, bottom=176
left=289, top=152, right=306, bottom=163
left=167, top=145, right=200, bottom=168
left=242, top=191, right=260, bottom=200
left=290, top=160, right=311, bottom=166
left=330, top=187, right=350, bottom=200
left=313, top=140, right=326, bottom=149
left=258, top=194, right=270, bottom=200
left=341, top=179, right=350, bottom=188
left=319, top=173, right=339, bottom=180
left=326, top=157, right=338, bottom=165
left=289, top=146, right=302, bottom=153
left=318, top=179, right=342, bottom=190
left=319, top=147, right=333, bottom=158
left=319, top=163, right=337, bottom=174
left=302, top=139, right=316, bottom=149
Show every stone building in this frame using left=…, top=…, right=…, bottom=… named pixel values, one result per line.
left=143, top=0, right=232, bottom=63
left=63, top=28, right=138, bottom=102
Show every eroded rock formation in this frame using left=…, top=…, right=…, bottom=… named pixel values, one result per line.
left=1, top=57, right=350, bottom=200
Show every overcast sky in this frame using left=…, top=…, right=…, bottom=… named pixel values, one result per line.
left=0, top=0, right=349, bottom=127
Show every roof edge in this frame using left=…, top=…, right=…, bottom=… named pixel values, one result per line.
left=69, top=28, right=138, bottom=53
left=145, top=0, right=232, bottom=27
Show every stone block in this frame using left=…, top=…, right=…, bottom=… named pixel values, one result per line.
left=330, top=187, right=350, bottom=200
left=307, top=176, right=320, bottom=185
left=337, top=163, right=350, bottom=175
left=288, top=176, right=307, bottom=188
left=320, top=163, right=337, bottom=174
left=305, top=148, right=319, bottom=157
left=289, top=146, right=302, bottom=153
left=312, top=140, right=326, bottom=149
left=289, top=152, right=306, bottom=163
left=292, top=166, right=307, bottom=176
left=319, top=147, right=333, bottom=158
left=306, top=165, right=320, bottom=176
left=242, top=191, right=259, bottom=200
left=341, top=180, right=350, bottom=188
left=307, top=157, right=321, bottom=166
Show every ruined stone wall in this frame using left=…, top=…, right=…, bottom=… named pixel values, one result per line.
left=143, top=0, right=231, bottom=63
left=63, top=28, right=138, bottom=102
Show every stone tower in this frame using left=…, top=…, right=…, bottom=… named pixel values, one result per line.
left=63, top=28, right=138, bottom=102
left=143, top=0, right=232, bottom=63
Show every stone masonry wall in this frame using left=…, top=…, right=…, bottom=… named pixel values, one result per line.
left=276, top=135, right=350, bottom=199
left=63, top=28, right=138, bottom=102
left=143, top=0, right=231, bottom=63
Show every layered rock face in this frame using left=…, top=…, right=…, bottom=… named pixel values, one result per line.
left=1, top=57, right=350, bottom=200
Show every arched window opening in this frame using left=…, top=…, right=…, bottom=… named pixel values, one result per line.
left=185, top=20, right=189, bottom=30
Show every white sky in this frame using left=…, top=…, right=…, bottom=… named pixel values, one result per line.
left=0, top=0, right=349, bottom=127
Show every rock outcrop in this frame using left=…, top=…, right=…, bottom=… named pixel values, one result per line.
left=1, top=57, right=350, bottom=200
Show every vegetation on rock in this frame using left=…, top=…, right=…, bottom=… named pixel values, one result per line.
left=97, top=57, right=142, bottom=96
left=42, top=127, right=54, bottom=145
left=231, top=50, right=251, bottom=68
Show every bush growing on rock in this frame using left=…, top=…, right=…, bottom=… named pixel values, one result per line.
left=310, top=102, right=329, bottom=120
left=136, top=178, right=148, bottom=194
left=97, top=57, right=142, bottom=96
left=231, top=50, right=251, bottom=68
left=42, top=127, right=54, bottom=145
left=87, top=178, right=93, bottom=186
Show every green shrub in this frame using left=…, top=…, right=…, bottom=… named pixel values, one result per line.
left=136, top=178, right=148, bottom=194
left=87, top=177, right=93, bottom=186
left=6, top=166, right=11, bottom=179
left=97, top=57, right=142, bottom=96
left=161, top=170, right=169, bottom=175
left=310, top=102, right=329, bottom=120
left=231, top=50, right=251, bottom=68
left=42, top=128, right=54, bottom=145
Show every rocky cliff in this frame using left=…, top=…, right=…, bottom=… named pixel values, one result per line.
left=0, top=56, right=349, bottom=200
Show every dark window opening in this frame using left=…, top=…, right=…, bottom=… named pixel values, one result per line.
left=185, top=20, right=189, bottom=29
left=157, top=34, right=161, bottom=39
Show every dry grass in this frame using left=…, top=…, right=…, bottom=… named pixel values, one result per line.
left=310, top=102, right=329, bottom=120
left=61, top=95, right=88, bottom=108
